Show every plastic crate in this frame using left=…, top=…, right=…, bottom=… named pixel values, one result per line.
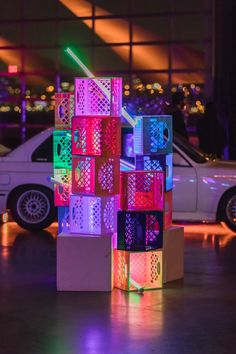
left=117, top=211, right=163, bottom=251
left=53, top=130, right=72, bottom=168
left=134, top=115, right=172, bottom=155
left=120, top=170, right=164, bottom=211
left=72, top=116, right=121, bottom=157
left=70, top=195, right=118, bottom=235
left=55, top=93, right=74, bottom=130
left=58, top=206, right=70, bottom=233
left=114, top=249, right=163, bottom=291
left=75, top=77, right=122, bottom=117
left=72, top=156, right=120, bottom=196
left=164, top=191, right=172, bottom=229
left=135, top=154, right=173, bottom=192
left=54, top=168, right=72, bottom=206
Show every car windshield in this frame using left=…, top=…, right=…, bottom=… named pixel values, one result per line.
left=0, top=144, right=11, bottom=157
left=173, top=134, right=208, bottom=164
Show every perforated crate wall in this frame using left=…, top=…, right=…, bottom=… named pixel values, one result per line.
left=72, top=116, right=121, bottom=157
left=120, top=170, right=164, bottom=211
left=55, top=93, right=74, bottom=130
left=72, top=156, right=120, bottom=196
left=117, top=211, right=163, bottom=251
left=134, top=115, right=172, bottom=155
left=53, top=130, right=72, bottom=168
left=114, top=249, right=163, bottom=291
left=75, top=77, right=122, bottom=117
left=58, top=206, right=70, bottom=233
left=70, top=195, right=118, bottom=235
left=54, top=168, right=72, bottom=206
left=135, top=154, right=173, bottom=192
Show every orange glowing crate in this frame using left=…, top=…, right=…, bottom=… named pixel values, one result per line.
left=55, top=93, right=74, bottom=130
left=114, top=249, right=163, bottom=291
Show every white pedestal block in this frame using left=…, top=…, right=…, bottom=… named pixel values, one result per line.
left=163, top=226, right=184, bottom=283
left=57, top=233, right=113, bottom=291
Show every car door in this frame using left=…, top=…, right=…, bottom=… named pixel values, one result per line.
left=173, top=147, right=197, bottom=212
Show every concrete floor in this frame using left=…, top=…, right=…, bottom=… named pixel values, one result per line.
left=0, top=222, right=236, bottom=354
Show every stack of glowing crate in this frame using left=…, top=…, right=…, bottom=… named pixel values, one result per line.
left=54, top=93, right=74, bottom=233
left=114, top=115, right=173, bottom=291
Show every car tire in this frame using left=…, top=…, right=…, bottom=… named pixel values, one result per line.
left=10, top=185, right=56, bottom=231
left=218, top=188, right=236, bottom=232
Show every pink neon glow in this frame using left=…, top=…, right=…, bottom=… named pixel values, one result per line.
left=55, top=93, right=74, bottom=130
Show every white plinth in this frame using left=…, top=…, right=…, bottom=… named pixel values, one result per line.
left=163, top=226, right=184, bottom=283
left=57, top=233, right=113, bottom=291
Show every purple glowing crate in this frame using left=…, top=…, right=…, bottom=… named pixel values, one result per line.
left=72, top=156, right=120, bottom=196
left=117, top=211, right=163, bottom=251
left=55, top=93, right=74, bottom=130
left=135, top=154, right=173, bottom=192
left=120, top=170, right=164, bottom=211
left=70, top=195, right=118, bottom=235
left=72, top=116, right=121, bottom=157
left=134, top=115, right=172, bottom=155
left=58, top=206, right=70, bottom=233
left=75, top=77, right=122, bottom=117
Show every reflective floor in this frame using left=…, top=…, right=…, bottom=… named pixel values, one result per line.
left=0, top=222, right=236, bottom=354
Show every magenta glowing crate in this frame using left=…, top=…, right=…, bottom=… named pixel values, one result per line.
left=114, top=249, right=163, bottom=291
left=72, top=156, right=120, bottom=196
left=120, top=170, right=164, bottom=211
left=72, top=116, right=121, bottom=157
left=58, top=206, right=70, bottom=233
left=54, top=168, right=72, bottom=206
left=55, top=93, right=74, bottom=130
left=134, top=115, right=172, bottom=155
left=53, top=130, right=72, bottom=169
left=70, top=195, right=118, bottom=235
left=75, top=77, right=122, bottom=117
left=117, top=210, right=163, bottom=251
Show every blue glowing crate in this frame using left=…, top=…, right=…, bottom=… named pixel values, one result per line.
left=134, top=115, right=172, bottom=155
left=135, top=154, right=173, bottom=191
left=117, top=211, right=163, bottom=252
left=53, top=130, right=72, bottom=169
left=58, top=206, right=70, bottom=234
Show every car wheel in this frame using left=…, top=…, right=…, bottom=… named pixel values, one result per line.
left=218, top=189, right=236, bottom=232
left=10, top=186, right=56, bottom=231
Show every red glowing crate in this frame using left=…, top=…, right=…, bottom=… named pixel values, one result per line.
left=114, top=249, right=163, bottom=291
left=164, top=191, right=172, bottom=229
left=54, top=168, right=72, bottom=206
left=72, top=116, right=121, bottom=157
left=72, top=156, right=120, bottom=196
left=55, top=93, right=74, bottom=130
left=120, top=170, right=164, bottom=211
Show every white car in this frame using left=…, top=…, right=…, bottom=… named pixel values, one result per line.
left=0, top=128, right=236, bottom=231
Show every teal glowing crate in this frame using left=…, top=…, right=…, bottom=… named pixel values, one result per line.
left=53, top=130, right=72, bottom=169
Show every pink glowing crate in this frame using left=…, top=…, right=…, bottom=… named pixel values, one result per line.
left=72, top=116, right=121, bottom=157
left=54, top=168, right=72, bottom=206
left=72, top=156, right=120, bottom=196
left=75, top=77, right=122, bottom=117
left=55, top=93, right=74, bottom=130
left=164, top=191, right=172, bottom=229
left=120, top=170, right=164, bottom=211
left=114, top=249, right=163, bottom=291
left=70, top=195, right=118, bottom=235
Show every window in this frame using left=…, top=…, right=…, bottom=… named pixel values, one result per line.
left=31, top=135, right=53, bottom=162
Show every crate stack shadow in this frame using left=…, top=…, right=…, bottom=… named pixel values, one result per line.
left=114, top=115, right=184, bottom=291
left=54, top=78, right=122, bottom=291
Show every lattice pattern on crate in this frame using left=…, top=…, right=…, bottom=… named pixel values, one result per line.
left=134, top=115, right=172, bottom=155
left=54, top=168, right=72, bottom=206
left=136, top=154, right=173, bottom=192
left=117, top=211, right=163, bottom=251
left=75, top=77, right=122, bottom=116
left=53, top=131, right=72, bottom=168
left=120, top=171, right=164, bottom=211
left=72, top=116, right=121, bottom=157
left=114, top=249, right=163, bottom=291
left=70, top=195, right=118, bottom=235
left=72, top=156, right=120, bottom=196
left=58, top=206, right=70, bottom=233
left=55, top=93, right=74, bottom=130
